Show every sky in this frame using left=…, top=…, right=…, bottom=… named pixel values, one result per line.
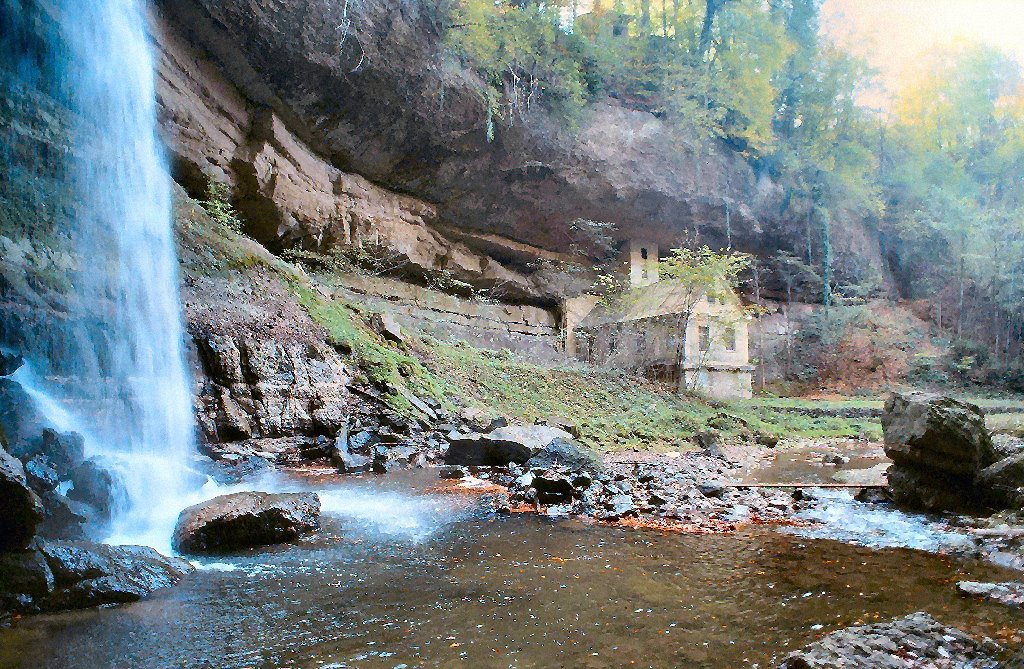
left=820, top=0, right=1024, bottom=110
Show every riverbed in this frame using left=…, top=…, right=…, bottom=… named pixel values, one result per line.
left=0, top=471, right=1018, bottom=669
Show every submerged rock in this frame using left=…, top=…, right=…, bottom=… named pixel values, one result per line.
left=882, top=391, right=997, bottom=511
left=173, top=491, right=321, bottom=554
left=777, top=611, right=1002, bottom=668
left=957, top=580, right=1024, bottom=610
left=0, top=446, right=44, bottom=551
left=445, top=425, right=575, bottom=466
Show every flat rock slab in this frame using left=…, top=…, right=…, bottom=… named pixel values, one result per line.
left=1, top=540, right=194, bottom=617
left=777, top=612, right=1002, bottom=668
left=173, top=491, right=320, bottom=554
left=957, top=580, right=1024, bottom=610
left=39, top=541, right=194, bottom=610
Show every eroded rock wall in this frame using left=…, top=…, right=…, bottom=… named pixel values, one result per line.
left=153, top=13, right=559, bottom=305
left=150, top=0, right=884, bottom=281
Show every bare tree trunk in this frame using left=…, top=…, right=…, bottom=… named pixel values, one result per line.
left=957, top=257, right=965, bottom=341
left=785, top=284, right=793, bottom=380
left=698, top=0, right=730, bottom=55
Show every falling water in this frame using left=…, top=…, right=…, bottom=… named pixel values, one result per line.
left=8, top=0, right=198, bottom=548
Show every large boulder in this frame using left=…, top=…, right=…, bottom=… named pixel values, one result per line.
left=976, top=451, right=1024, bottom=509
left=881, top=392, right=998, bottom=511
left=38, top=541, right=194, bottom=611
left=524, top=437, right=604, bottom=473
left=777, top=612, right=1001, bottom=668
left=0, top=447, right=44, bottom=551
left=445, top=425, right=576, bottom=466
left=1, top=541, right=193, bottom=618
left=173, top=491, right=321, bottom=554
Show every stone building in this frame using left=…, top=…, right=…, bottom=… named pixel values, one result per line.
left=562, top=242, right=754, bottom=400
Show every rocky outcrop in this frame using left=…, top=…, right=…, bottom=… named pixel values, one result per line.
left=777, top=612, right=1002, bottom=669
left=173, top=491, right=321, bottom=554
left=445, top=424, right=576, bottom=466
left=194, top=333, right=352, bottom=443
left=149, top=0, right=813, bottom=262
left=523, top=437, right=605, bottom=473
left=0, top=540, right=194, bottom=620
left=153, top=18, right=558, bottom=304
left=147, top=0, right=884, bottom=296
left=0, top=379, right=103, bottom=541
left=0, top=447, right=43, bottom=551
left=882, top=392, right=998, bottom=511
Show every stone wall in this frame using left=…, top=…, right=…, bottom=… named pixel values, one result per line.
left=333, top=275, right=564, bottom=362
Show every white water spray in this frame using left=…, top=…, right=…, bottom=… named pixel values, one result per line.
left=20, top=0, right=199, bottom=548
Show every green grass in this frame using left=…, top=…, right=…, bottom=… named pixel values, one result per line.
left=736, top=397, right=883, bottom=410
left=986, top=413, right=1024, bottom=435
left=293, top=285, right=448, bottom=412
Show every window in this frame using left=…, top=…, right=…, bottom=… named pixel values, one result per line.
left=698, top=325, right=711, bottom=352
left=640, top=247, right=648, bottom=260
left=724, top=326, right=736, bottom=351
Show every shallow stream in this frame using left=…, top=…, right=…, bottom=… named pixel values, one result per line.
left=0, top=471, right=1019, bottom=669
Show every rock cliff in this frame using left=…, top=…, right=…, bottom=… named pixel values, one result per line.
left=150, top=0, right=884, bottom=291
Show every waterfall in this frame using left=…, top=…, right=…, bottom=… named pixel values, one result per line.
left=5, top=0, right=199, bottom=549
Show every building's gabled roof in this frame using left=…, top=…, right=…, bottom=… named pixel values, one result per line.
left=578, top=280, right=740, bottom=329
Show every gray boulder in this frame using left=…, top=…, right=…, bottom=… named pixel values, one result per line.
left=777, top=612, right=1001, bottom=669
left=67, top=458, right=126, bottom=521
left=1, top=541, right=193, bottom=618
left=39, top=541, right=194, bottom=611
left=371, top=443, right=424, bottom=473
left=976, top=451, right=1024, bottom=509
left=173, top=491, right=320, bottom=554
left=330, top=430, right=372, bottom=474
left=445, top=425, right=575, bottom=466
left=882, top=392, right=997, bottom=511
left=332, top=445, right=372, bottom=474
left=0, top=447, right=44, bottom=551
left=993, top=434, right=1024, bottom=459
left=0, top=350, right=23, bottom=376
left=524, top=437, right=604, bottom=473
